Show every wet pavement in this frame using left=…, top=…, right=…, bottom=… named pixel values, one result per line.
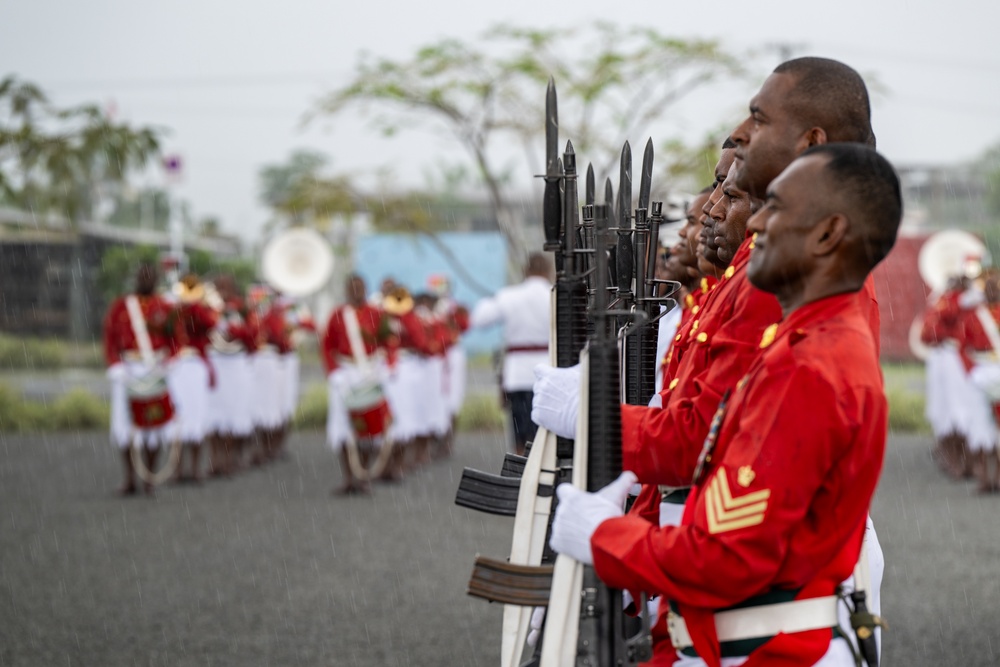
left=0, top=429, right=997, bottom=666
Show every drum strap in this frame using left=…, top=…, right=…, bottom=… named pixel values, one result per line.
left=125, top=295, right=155, bottom=367
left=343, top=306, right=371, bottom=373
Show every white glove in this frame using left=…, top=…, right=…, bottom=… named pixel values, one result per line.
left=549, top=471, right=638, bottom=566
left=531, top=364, right=581, bottom=439
left=526, top=606, right=546, bottom=647
left=106, top=363, right=127, bottom=382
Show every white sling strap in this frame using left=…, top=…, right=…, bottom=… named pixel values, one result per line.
left=124, top=295, right=155, bottom=367
left=343, top=306, right=372, bottom=372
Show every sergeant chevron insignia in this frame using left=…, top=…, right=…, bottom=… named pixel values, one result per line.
left=705, top=468, right=770, bottom=535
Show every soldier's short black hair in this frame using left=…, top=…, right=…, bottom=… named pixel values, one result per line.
left=801, top=143, right=902, bottom=269
left=774, top=57, right=874, bottom=146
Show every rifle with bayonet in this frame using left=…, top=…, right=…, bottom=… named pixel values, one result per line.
left=537, top=201, right=652, bottom=667
left=460, top=77, right=591, bottom=667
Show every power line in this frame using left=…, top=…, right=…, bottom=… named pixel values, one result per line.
left=44, top=70, right=353, bottom=92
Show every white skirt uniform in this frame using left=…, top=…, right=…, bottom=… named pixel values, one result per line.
left=384, top=354, right=424, bottom=442
left=421, top=355, right=450, bottom=437
left=166, top=349, right=211, bottom=444
left=282, top=353, right=300, bottom=423
left=109, top=359, right=175, bottom=449
left=925, top=344, right=971, bottom=438
left=446, top=345, right=466, bottom=418
left=326, top=361, right=387, bottom=451
left=207, top=350, right=255, bottom=437
left=251, top=346, right=286, bottom=430
left=967, top=358, right=1000, bottom=452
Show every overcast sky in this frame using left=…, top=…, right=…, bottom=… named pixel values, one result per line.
left=3, top=0, right=999, bottom=241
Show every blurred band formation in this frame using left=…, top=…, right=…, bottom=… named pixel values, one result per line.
left=920, top=256, right=1000, bottom=493
left=102, top=264, right=487, bottom=496
left=103, top=264, right=316, bottom=494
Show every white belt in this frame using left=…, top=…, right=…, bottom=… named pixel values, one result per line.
left=176, top=346, right=200, bottom=358
left=666, top=595, right=839, bottom=651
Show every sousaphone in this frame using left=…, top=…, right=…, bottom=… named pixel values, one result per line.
left=261, top=227, right=335, bottom=297
left=909, top=229, right=988, bottom=359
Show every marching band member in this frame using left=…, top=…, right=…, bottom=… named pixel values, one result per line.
left=168, top=273, right=218, bottom=482
left=921, top=277, right=975, bottom=477
left=956, top=272, right=1000, bottom=492
left=430, top=275, right=470, bottom=458
left=322, top=274, right=393, bottom=494
left=253, top=288, right=291, bottom=464
left=412, top=292, right=450, bottom=466
left=103, top=262, right=179, bottom=496
left=206, top=274, right=259, bottom=476
left=381, top=285, right=435, bottom=474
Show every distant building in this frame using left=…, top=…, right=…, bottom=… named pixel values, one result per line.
left=0, top=207, right=241, bottom=338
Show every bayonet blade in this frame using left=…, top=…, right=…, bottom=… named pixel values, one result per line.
left=616, top=141, right=633, bottom=297
left=638, top=138, right=654, bottom=212
left=585, top=163, right=595, bottom=207
left=619, top=141, right=632, bottom=232
left=542, top=77, right=561, bottom=252
left=545, top=77, right=559, bottom=177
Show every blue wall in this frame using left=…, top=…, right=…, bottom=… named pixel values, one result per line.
left=355, top=232, right=507, bottom=353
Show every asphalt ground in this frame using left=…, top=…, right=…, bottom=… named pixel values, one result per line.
left=0, top=429, right=997, bottom=667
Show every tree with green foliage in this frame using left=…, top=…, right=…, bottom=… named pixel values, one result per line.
left=315, top=23, right=743, bottom=263
left=0, top=75, right=165, bottom=339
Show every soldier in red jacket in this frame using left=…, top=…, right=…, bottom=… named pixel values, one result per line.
left=322, top=274, right=393, bottom=494
left=536, top=58, right=887, bottom=665
left=103, top=262, right=180, bottom=496
left=552, top=143, right=902, bottom=667
left=169, top=273, right=219, bottom=483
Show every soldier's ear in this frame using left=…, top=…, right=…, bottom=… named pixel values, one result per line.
left=810, top=213, right=848, bottom=258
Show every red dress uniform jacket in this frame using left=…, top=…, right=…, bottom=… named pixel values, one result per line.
left=592, top=293, right=887, bottom=667
left=321, top=304, right=385, bottom=374
left=384, top=310, right=434, bottom=362
left=177, top=302, right=218, bottom=354
left=920, top=289, right=963, bottom=346
left=216, top=297, right=259, bottom=353
left=262, top=303, right=293, bottom=354
left=621, top=235, right=880, bottom=487
left=103, top=294, right=178, bottom=366
left=659, top=277, right=718, bottom=391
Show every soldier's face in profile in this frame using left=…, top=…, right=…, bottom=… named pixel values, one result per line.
left=730, top=72, right=809, bottom=199
left=746, top=156, right=826, bottom=297
left=706, top=168, right=754, bottom=266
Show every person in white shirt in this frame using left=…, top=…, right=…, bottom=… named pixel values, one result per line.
left=470, top=253, right=553, bottom=455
